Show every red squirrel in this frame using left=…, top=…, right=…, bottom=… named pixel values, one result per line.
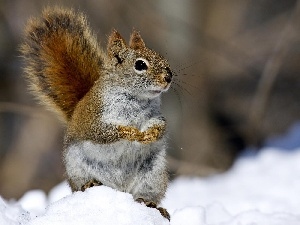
left=21, top=7, right=172, bottom=220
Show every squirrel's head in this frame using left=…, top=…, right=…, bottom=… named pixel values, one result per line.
left=104, top=30, right=172, bottom=99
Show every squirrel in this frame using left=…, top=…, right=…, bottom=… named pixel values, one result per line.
left=21, top=7, right=172, bottom=220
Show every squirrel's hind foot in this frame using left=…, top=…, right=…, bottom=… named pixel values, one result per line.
left=157, top=207, right=170, bottom=221
left=81, top=179, right=103, bottom=191
left=136, top=198, right=170, bottom=221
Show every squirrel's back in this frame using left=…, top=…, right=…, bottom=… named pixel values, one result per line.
left=21, top=7, right=104, bottom=121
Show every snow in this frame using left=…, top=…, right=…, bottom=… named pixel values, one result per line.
left=17, top=190, right=47, bottom=218
left=0, top=197, right=30, bottom=225
left=1, top=124, right=300, bottom=225
left=28, top=186, right=169, bottom=225
left=162, top=148, right=300, bottom=224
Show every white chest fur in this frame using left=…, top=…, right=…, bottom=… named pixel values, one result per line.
left=101, top=88, right=161, bottom=129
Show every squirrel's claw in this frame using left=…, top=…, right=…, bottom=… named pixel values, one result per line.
left=81, top=179, right=103, bottom=192
left=135, top=198, right=170, bottom=221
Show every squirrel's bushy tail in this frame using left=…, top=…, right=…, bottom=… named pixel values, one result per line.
left=21, top=7, right=104, bottom=122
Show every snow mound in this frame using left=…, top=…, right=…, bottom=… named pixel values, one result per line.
left=27, top=185, right=169, bottom=225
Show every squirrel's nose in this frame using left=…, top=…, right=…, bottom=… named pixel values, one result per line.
left=164, top=67, right=172, bottom=83
left=164, top=75, right=172, bottom=84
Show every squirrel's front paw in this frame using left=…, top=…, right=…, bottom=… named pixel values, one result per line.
left=138, top=117, right=166, bottom=144
left=139, top=124, right=166, bottom=144
left=117, top=125, right=142, bottom=141
left=117, top=123, right=165, bottom=144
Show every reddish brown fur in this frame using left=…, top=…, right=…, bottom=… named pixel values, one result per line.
left=21, top=7, right=104, bottom=121
left=129, top=30, right=146, bottom=50
left=117, top=124, right=166, bottom=144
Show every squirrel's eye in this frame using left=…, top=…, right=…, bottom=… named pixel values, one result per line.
left=134, top=58, right=149, bottom=74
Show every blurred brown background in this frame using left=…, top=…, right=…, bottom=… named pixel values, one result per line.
left=0, top=0, right=300, bottom=199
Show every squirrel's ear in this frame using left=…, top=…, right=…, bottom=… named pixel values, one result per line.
left=129, top=30, right=145, bottom=50
left=107, top=29, right=127, bottom=57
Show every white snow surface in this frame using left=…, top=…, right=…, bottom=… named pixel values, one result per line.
left=2, top=124, right=300, bottom=225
